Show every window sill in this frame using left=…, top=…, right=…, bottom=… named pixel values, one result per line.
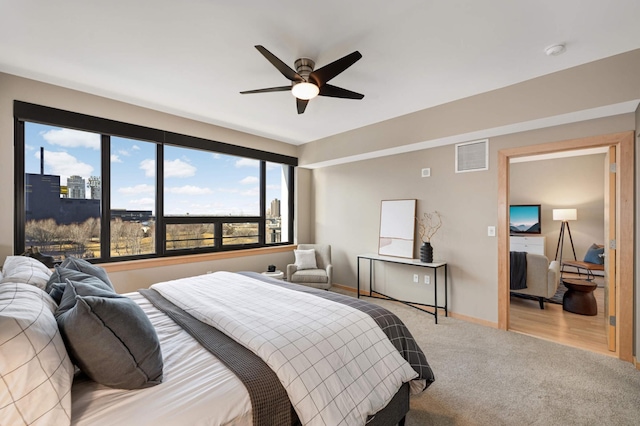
left=98, top=245, right=296, bottom=273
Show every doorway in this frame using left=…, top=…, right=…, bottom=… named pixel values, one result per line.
left=507, top=150, right=610, bottom=354
left=497, top=131, right=634, bottom=363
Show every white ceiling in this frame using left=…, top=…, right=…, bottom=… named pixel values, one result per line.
left=1, top=0, right=640, bottom=146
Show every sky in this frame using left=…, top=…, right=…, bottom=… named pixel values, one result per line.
left=24, top=123, right=285, bottom=216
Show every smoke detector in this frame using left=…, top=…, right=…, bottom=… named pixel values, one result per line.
left=544, top=44, right=566, bottom=56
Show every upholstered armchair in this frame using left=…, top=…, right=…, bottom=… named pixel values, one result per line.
left=510, top=253, right=560, bottom=309
left=287, top=244, right=333, bottom=290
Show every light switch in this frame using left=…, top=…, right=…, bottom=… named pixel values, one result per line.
left=488, top=226, right=496, bottom=237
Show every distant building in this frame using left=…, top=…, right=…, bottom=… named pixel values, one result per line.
left=88, top=176, right=101, bottom=200
left=111, top=209, right=154, bottom=222
left=270, top=198, right=281, bottom=218
left=67, top=175, right=86, bottom=199
left=26, top=173, right=100, bottom=225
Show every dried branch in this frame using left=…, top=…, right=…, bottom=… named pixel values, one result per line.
left=416, top=211, right=442, bottom=243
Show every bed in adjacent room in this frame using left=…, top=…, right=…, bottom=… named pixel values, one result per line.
left=0, top=256, right=434, bottom=426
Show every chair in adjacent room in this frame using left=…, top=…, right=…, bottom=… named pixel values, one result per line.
left=561, top=243, right=605, bottom=281
left=287, top=244, right=333, bottom=290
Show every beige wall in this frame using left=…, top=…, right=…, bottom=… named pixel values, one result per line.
left=510, top=154, right=606, bottom=260
left=310, top=115, right=634, bottom=324
left=0, top=72, right=300, bottom=286
left=104, top=251, right=296, bottom=294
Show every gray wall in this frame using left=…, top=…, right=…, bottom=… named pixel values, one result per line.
left=510, top=154, right=606, bottom=260
left=310, top=115, right=633, bottom=324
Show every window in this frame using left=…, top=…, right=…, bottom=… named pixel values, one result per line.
left=14, top=101, right=297, bottom=263
left=110, top=137, right=156, bottom=257
left=265, top=162, right=290, bottom=244
left=23, top=123, right=102, bottom=259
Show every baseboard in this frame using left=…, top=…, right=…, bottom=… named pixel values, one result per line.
left=332, top=283, right=500, bottom=329
left=634, top=356, right=640, bottom=371
left=449, top=311, right=499, bottom=329
left=332, top=283, right=368, bottom=295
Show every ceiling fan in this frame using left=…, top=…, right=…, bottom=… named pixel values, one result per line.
left=240, top=45, right=364, bottom=114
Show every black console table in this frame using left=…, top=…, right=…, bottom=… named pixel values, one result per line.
left=356, top=253, right=448, bottom=324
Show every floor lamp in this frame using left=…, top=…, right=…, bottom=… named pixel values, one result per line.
left=553, top=208, right=577, bottom=261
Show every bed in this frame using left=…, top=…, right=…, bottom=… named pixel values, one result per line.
left=0, top=256, right=435, bottom=426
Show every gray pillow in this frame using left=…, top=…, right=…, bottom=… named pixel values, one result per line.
left=60, top=257, right=114, bottom=289
left=55, top=280, right=163, bottom=390
left=46, top=266, right=114, bottom=304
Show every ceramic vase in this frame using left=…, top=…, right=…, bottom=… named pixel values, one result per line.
left=420, top=242, right=433, bottom=263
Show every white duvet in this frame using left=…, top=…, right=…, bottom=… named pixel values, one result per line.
left=71, top=292, right=252, bottom=426
left=152, top=271, right=418, bottom=426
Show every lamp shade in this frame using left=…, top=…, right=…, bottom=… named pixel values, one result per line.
left=553, top=208, right=577, bottom=221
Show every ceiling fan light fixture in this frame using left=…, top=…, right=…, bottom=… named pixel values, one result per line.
left=292, top=82, right=319, bottom=100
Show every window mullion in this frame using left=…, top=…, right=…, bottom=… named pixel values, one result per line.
left=100, top=135, right=111, bottom=261
left=156, top=143, right=165, bottom=256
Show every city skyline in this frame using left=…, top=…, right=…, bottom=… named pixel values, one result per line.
left=24, top=122, right=285, bottom=217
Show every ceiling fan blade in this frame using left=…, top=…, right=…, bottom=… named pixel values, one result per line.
left=318, top=84, right=364, bottom=99
left=255, top=45, right=304, bottom=83
left=309, top=51, right=362, bottom=87
left=297, top=98, right=309, bottom=114
left=240, top=86, right=291, bottom=95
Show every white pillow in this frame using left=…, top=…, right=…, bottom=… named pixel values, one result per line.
left=294, top=249, right=318, bottom=270
left=0, top=283, right=74, bottom=426
left=1, top=256, right=53, bottom=290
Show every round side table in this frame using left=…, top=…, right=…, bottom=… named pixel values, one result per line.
left=261, top=270, right=284, bottom=280
left=562, top=278, right=598, bottom=316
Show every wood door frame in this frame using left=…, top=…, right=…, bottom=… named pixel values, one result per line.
left=497, top=131, right=634, bottom=362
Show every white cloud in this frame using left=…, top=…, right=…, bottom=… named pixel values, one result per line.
left=140, top=159, right=155, bottom=177
left=132, top=145, right=140, bottom=151
left=111, top=154, right=123, bottom=163
left=166, top=185, right=212, bottom=195
left=266, top=184, right=280, bottom=190
left=266, top=162, right=280, bottom=171
left=165, top=159, right=196, bottom=178
left=128, top=198, right=155, bottom=209
left=241, top=187, right=259, bottom=197
left=141, top=158, right=197, bottom=178
left=240, top=176, right=258, bottom=185
left=41, top=128, right=100, bottom=150
left=118, top=184, right=154, bottom=195
left=118, top=149, right=131, bottom=157
left=37, top=150, right=93, bottom=183
left=235, top=158, right=259, bottom=168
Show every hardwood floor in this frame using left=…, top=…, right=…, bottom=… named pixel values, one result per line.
left=509, top=275, right=613, bottom=357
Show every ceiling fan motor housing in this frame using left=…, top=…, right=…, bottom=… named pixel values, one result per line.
left=294, top=58, right=315, bottom=81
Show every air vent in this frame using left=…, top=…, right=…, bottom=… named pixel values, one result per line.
left=455, top=139, right=489, bottom=173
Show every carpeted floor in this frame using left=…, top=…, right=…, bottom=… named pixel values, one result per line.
left=332, top=288, right=640, bottom=425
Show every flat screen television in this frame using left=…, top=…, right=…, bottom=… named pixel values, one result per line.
left=509, top=204, right=541, bottom=235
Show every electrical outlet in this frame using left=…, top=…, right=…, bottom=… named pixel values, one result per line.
left=424, top=275, right=430, bottom=285
left=413, top=274, right=419, bottom=283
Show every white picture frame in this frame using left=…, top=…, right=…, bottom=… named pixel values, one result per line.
left=378, top=199, right=416, bottom=258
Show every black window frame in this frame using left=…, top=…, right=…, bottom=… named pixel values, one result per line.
left=14, top=101, right=297, bottom=263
